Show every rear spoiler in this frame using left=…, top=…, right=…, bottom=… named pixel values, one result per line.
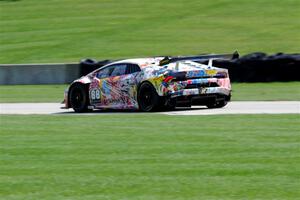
left=159, top=51, right=239, bottom=66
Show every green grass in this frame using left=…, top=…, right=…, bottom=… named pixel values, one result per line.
left=232, top=82, right=300, bottom=101
left=0, top=114, right=299, bottom=199
left=0, top=84, right=67, bottom=103
left=0, top=82, right=299, bottom=103
left=1, top=0, right=299, bottom=64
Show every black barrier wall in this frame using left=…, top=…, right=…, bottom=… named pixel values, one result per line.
left=211, top=53, right=300, bottom=82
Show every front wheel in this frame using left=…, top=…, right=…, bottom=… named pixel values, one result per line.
left=137, top=82, right=159, bottom=112
left=69, top=83, right=89, bottom=113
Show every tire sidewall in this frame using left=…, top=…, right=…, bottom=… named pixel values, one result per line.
left=69, top=83, right=89, bottom=112
left=137, top=82, right=159, bottom=112
left=207, top=99, right=227, bottom=109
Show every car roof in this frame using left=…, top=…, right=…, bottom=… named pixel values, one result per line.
left=112, top=57, right=164, bottom=68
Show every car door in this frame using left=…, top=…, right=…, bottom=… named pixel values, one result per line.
left=114, top=64, right=141, bottom=109
left=89, top=65, right=115, bottom=108
left=90, top=63, right=140, bottom=109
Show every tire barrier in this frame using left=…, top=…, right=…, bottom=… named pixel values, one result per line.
left=79, top=59, right=111, bottom=77
left=209, top=53, right=300, bottom=82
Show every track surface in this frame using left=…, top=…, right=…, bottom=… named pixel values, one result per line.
left=0, top=101, right=299, bottom=115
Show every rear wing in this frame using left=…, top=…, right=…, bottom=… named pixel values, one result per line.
left=159, top=51, right=239, bottom=66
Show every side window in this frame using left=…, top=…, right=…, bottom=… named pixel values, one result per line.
left=96, top=63, right=140, bottom=79
left=127, top=64, right=141, bottom=74
left=110, top=64, right=127, bottom=77
left=96, top=66, right=114, bottom=79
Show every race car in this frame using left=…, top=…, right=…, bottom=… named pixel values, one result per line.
left=63, top=53, right=237, bottom=112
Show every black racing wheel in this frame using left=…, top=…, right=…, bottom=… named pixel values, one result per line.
left=137, top=82, right=159, bottom=112
left=206, top=99, right=228, bottom=109
left=69, top=83, right=89, bottom=113
left=158, top=97, right=176, bottom=111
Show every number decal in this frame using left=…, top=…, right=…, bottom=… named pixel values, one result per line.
left=90, top=88, right=101, bottom=101
left=95, top=89, right=100, bottom=99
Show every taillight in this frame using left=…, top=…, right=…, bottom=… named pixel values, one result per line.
left=216, top=71, right=228, bottom=78
left=163, top=76, right=174, bottom=83
left=163, top=71, right=187, bottom=83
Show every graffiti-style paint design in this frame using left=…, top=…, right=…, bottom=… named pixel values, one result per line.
left=64, top=57, right=232, bottom=110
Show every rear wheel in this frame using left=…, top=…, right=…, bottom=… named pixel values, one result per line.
left=137, top=82, right=159, bottom=112
left=206, top=99, right=227, bottom=109
left=69, top=83, right=89, bottom=113
left=159, top=97, right=176, bottom=111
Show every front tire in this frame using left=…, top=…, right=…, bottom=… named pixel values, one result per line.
left=137, top=82, right=159, bottom=112
left=69, top=83, right=89, bottom=113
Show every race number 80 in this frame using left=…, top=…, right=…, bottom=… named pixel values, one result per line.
left=90, top=88, right=101, bottom=100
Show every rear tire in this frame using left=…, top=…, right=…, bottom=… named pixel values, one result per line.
left=158, top=97, right=176, bottom=111
left=69, top=83, right=89, bottom=113
left=137, top=82, right=159, bottom=112
left=206, top=99, right=227, bottom=109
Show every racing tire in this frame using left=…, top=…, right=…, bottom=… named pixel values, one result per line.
left=206, top=100, right=228, bottom=109
left=158, top=97, right=176, bottom=111
left=69, top=83, right=89, bottom=113
left=137, top=82, right=159, bottom=112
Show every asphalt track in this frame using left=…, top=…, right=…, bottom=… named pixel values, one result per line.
left=0, top=101, right=299, bottom=115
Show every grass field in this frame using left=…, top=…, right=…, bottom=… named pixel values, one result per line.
left=232, top=82, right=300, bottom=101
left=1, top=1, right=299, bottom=199
left=0, top=114, right=299, bottom=199
left=0, top=82, right=299, bottom=103
left=1, top=0, right=300, bottom=64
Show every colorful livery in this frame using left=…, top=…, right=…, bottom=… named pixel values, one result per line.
left=63, top=55, right=234, bottom=112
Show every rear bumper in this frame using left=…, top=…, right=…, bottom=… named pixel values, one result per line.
left=164, top=77, right=231, bottom=106
left=166, top=77, right=231, bottom=97
left=174, top=93, right=231, bottom=107
left=170, top=86, right=231, bottom=98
